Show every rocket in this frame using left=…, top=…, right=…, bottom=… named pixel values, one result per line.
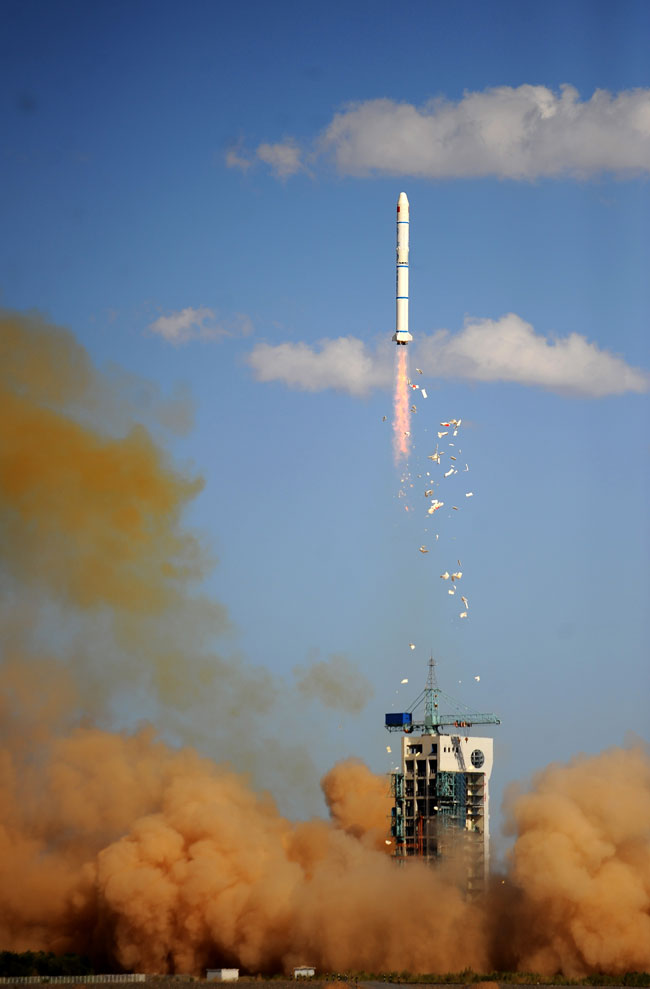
left=392, top=192, right=413, bottom=345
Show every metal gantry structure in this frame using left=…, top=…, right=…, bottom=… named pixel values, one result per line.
left=385, top=656, right=501, bottom=736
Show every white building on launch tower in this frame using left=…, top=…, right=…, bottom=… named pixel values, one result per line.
left=386, top=659, right=499, bottom=893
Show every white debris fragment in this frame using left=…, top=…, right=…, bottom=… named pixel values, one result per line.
left=409, top=643, right=415, bottom=650
left=416, top=368, right=423, bottom=374
left=448, top=588, right=455, bottom=595
left=438, top=431, right=448, bottom=438
left=440, top=421, right=451, bottom=427
left=424, top=489, right=434, bottom=497
left=474, top=675, right=480, bottom=682
left=386, top=745, right=392, bottom=753
left=451, top=571, right=462, bottom=581
left=401, top=677, right=409, bottom=684
left=421, top=389, right=428, bottom=398
left=461, top=596, right=468, bottom=608
left=427, top=500, right=444, bottom=514
left=385, top=839, right=392, bottom=845
left=444, top=468, right=454, bottom=478
left=440, top=571, right=450, bottom=580
left=382, top=415, right=387, bottom=421
left=465, top=492, right=473, bottom=497
left=459, top=611, right=468, bottom=618
left=419, top=545, right=428, bottom=553
left=464, top=464, right=469, bottom=471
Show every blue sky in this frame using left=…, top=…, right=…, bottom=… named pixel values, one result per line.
left=2, top=0, right=649, bottom=843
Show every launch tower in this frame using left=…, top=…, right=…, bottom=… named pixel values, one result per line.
left=385, top=658, right=500, bottom=893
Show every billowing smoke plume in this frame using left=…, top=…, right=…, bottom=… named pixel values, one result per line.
left=498, top=745, right=650, bottom=976
left=293, top=653, right=374, bottom=714
left=2, top=680, right=648, bottom=976
left=1, top=311, right=648, bottom=977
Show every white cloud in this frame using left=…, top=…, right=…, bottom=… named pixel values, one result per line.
left=255, top=85, right=650, bottom=180
left=247, top=315, right=649, bottom=397
left=256, top=140, right=304, bottom=177
left=247, top=336, right=391, bottom=396
left=225, top=146, right=253, bottom=171
left=418, top=314, right=649, bottom=396
left=148, top=307, right=253, bottom=345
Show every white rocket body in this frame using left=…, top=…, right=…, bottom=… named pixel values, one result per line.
left=392, top=191, right=412, bottom=344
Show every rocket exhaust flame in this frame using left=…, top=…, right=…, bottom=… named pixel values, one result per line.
left=393, top=347, right=411, bottom=462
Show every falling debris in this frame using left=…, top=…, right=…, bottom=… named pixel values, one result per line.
left=428, top=448, right=442, bottom=463
left=464, top=464, right=469, bottom=471
left=440, top=571, right=450, bottom=580
left=424, top=489, right=434, bottom=498
left=410, top=405, right=417, bottom=413
left=385, top=839, right=392, bottom=845
left=386, top=746, right=392, bottom=753
left=459, top=611, right=468, bottom=618
left=409, top=643, right=415, bottom=650
left=382, top=416, right=387, bottom=421
left=461, top=596, right=468, bottom=608
left=452, top=506, right=458, bottom=510
left=440, top=422, right=451, bottom=427
left=427, top=500, right=444, bottom=514
left=444, top=467, right=454, bottom=478
left=465, top=492, right=474, bottom=497
left=419, top=545, right=428, bottom=553
left=416, top=368, right=423, bottom=374
left=448, top=588, right=455, bottom=595
left=450, top=456, right=457, bottom=461
left=438, top=430, right=448, bottom=438
left=451, top=571, right=462, bottom=581
left=401, top=678, right=409, bottom=684
left=474, top=675, right=480, bottom=682
left=421, top=389, right=427, bottom=399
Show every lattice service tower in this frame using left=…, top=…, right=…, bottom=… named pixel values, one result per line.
left=385, top=657, right=500, bottom=893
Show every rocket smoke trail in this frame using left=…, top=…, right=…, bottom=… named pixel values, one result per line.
left=2, top=311, right=650, bottom=977
left=393, top=347, right=411, bottom=462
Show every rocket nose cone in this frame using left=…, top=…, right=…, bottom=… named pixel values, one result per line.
left=398, top=192, right=409, bottom=205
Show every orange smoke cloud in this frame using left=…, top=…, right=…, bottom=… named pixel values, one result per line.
left=2, top=661, right=647, bottom=980
left=499, top=745, right=650, bottom=976
left=2, top=311, right=648, bottom=978
left=392, top=347, right=410, bottom=462
left=0, top=680, right=487, bottom=975
left=321, top=758, right=392, bottom=851
left=0, top=311, right=205, bottom=613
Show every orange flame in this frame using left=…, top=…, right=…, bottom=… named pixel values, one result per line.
left=393, top=347, right=410, bottom=463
